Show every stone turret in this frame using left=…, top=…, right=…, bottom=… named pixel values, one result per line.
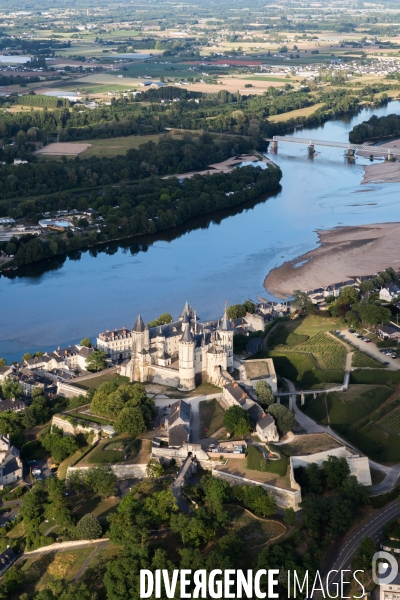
left=130, top=314, right=150, bottom=381
left=219, top=310, right=234, bottom=372
left=178, top=326, right=196, bottom=391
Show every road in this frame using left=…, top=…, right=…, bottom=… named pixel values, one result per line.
left=323, top=500, right=400, bottom=595
left=246, top=337, right=261, bottom=355
left=340, top=329, right=400, bottom=370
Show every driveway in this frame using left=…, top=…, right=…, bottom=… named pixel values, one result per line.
left=339, top=329, right=400, bottom=370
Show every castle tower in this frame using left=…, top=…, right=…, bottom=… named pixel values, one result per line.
left=178, top=326, right=196, bottom=391
left=181, top=310, right=190, bottom=333
left=219, top=310, right=234, bottom=372
left=130, top=314, right=149, bottom=381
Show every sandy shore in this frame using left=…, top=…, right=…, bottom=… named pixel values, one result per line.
left=360, top=139, right=400, bottom=183
left=264, top=222, right=400, bottom=298
left=163, top=154, right=275, bottom=180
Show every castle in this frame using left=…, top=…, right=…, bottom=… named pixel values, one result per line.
left=119, top=302, right=234, bottom=391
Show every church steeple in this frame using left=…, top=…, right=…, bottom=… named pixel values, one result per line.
left=220, top=310, right=233, bottom=332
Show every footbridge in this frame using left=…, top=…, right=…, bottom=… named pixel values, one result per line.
left=266, top=135, right=400, bottom=158
left=275, top=371, right=350, bottom=410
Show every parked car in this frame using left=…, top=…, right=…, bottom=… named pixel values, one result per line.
left=384, top=362, right=390, bottom=365
left=348, top=329, right=356, bottom=333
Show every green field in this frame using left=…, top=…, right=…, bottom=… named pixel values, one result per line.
left=80, top=435, right=140, bottom=465
left=71, top=372, right=129, bottom=390
left=286, top=332, right=347, bottom=370
left=246, top=445, right=288, bottom=476
left=66, top=411, right=112, bottom=425
left=79, top=133, right=165, bottom=158
left=199, top=398, right=225, bottom=438
left=351, top=351, right=386, bottom=369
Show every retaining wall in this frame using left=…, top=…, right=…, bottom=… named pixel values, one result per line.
left=67, top=463, right=147, bottom=480
left=212, top=469, right=302, bottom=510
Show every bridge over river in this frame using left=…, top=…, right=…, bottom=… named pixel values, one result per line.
left=265, top=135, right=400, bottom=158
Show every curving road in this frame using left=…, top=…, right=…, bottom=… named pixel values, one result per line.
left=323, top=500, right=400, bottom=595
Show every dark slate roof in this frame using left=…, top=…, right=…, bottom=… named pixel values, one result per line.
left=231, top=318, right=247, bottom=327
left=0, top=399, right=26, bottom=412
left=257, top=413, right=275, bottom=430
left=169, top=399, right=191, bottom=426
left=182, top=311, right=189, bottom=324
left=133, top=314, right=145, bottom=333
left=220, top=311, right=233, bottom=332
left=159, top=351, right=171, bottom=360
left=169, top=423, right=190, bottom=447
left=2, top=457, right=20, bottom=477
left=181, top=327, right=194, bottom=343
left=225, top=382, right=248, bottom=404
left=247, top=403, right=264, bottom=423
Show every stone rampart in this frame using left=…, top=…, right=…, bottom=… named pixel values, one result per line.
left=212, top=469, right=302, bottom=511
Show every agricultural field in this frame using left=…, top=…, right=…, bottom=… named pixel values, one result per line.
left=381, top=408, right=400, bottom=433
left=303, top=384, right=400, bottom=462
left=286, top=332, right=347, bottom=370
left=78, top=133, right=165, bottom=158
left=268, top=102, right=325, bottom=123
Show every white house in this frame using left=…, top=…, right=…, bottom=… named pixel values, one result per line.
left=380, top=285, right=400, bottom=302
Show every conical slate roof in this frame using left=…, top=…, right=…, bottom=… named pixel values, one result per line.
left=220, top=310, right=233, bottom=332
left=133, top=314, right=145, bottom=332
left=182, top=311, right=190, bottom=324
left=181, top=326, right=194, bottom=343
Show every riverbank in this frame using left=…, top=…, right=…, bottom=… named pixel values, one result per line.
left=264, top=222, right=400, bottom=298
left=360, top=139, right=400, bottom=183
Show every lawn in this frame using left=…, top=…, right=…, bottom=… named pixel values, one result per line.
left=276, top=433, right=341, bottom=457
left=78, top=434, right=139, bottom=465
left=70, top=493, right=120, bottom=519
left=350, top=369, right=400, bottom=386
left=351, top=351, right=386, bottom=369
left=19, top=548, right=96, bottom=594
left=66, top=411, right=112, bottom=425
left=326, top=385, right=392, bottom=430
left=226, top=504, right=286, bottom=546
left=269, top=350, right=344, bottom=389
left=187, top=382, right=223, bottom=397
left=71, top=372, right=129, bottom=390
left=79, top=133, right=165, bottom=158
left=58, top=448, right=88, bottom=480
left=301, top=394, right=329, bottom=425
left=246, top=445, right=288, bottom=476
left=199, top=398, right=224, bottom=437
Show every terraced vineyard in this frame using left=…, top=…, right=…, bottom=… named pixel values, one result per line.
left=281, top=332, right=347, bottom=370
left=382, top=408, right=400, bottom=432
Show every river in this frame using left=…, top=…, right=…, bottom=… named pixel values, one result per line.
left=2, top=101, right=400, bottom=362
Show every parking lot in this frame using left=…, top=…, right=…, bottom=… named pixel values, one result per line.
left=340, top=329, right=400, bottom=370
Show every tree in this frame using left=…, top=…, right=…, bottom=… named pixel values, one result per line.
left=223, top=405, right=254, bottom=436
left=0, top=411, right=22, bottom=436
left=84, top=466, right=117, bottom=498
left=291, top=290, right=312, bottom=312
left=284, top=507, right=296, bottom=526
left=268, top=403, right=294, bottom=433
left=243, top=300, right=255, bottom=314
left=322, top=455, right=350, bottom=489
left=115, top=405, right=148, bottom=436
left=255, top=380, right=275, bottom=406
left=85, top=350, right=107, bottom=372
left=147, top=313, right=173, bottom=328
left=345, top=309, right=361, bottom=328
left=146, top=459, right=164, bottom=479
left=351, top=536, right=376, bottom=572
left=1, top=378, right=23, bottom=399
left=0, top=358, right=6, bottom=367
left=76, top=513, right=102, bottom=539
left=226, top=304, right=246, bottom=319
left=22, top=352, right=33, bottom=361
left=80, top=337, right=92, bottom=347
left=336, top=286, right=360, bottom=306
left=358, top=303, right=391, bottom=326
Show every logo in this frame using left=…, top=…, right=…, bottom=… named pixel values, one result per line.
left=372, top=551, right=399, bottom=586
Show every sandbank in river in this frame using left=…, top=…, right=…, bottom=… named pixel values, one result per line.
left=264, top=223, right=400, bottom=299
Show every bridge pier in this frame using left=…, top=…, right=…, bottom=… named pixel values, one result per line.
left=270, top=140, right=278, bottom=153
left=289, top=395, right=293, bottom=410
left=346, top=148, right=355, bottom=160
left=276, top=396, right=281, bottom=404
left=308, top=144, right=315, bottom=156
left=387, top=150, right=394, bottom=161
left=301, top=393, right=305, bottom=406
left=313, top=393, right=317, bottom=400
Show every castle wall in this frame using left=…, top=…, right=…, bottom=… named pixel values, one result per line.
left=57, top=382, right=89, bottom=398
left=147, top=365, right=180, bottom=388
left=212, top=469, right=302, bottom=510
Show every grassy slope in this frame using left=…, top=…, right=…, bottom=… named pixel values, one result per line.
left=199, top=398, right=224, bottom=437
